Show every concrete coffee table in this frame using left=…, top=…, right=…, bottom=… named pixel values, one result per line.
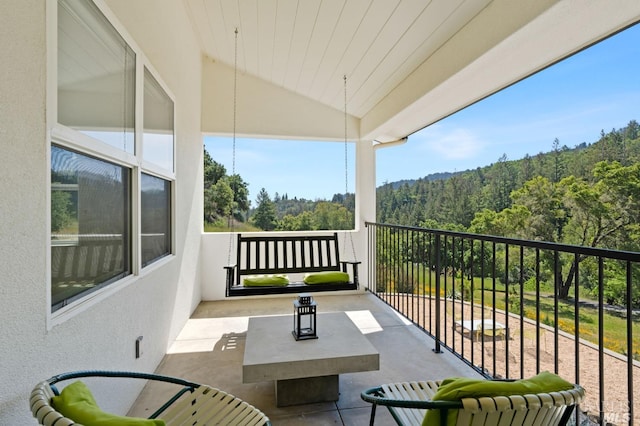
left=243, top=312, right=380, bottom=406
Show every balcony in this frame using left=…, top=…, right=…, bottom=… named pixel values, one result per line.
left=128, top=292, right=480, bottom=425
left=6, top=2, right=640, bottom=425
left=128, top=223, right=638, bottom=425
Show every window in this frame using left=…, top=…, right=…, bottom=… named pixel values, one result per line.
left=141, top=173, right=171, bottom=267
left=143, top=68, right=174, bottom=171
left=57, top=0, right=135, bottom=153
left=52, top=0, right=174, bottom=314
left=51, top=145, right=131, bottom=311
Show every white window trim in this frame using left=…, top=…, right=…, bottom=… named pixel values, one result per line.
left=47, top=0, right=176, bottom=329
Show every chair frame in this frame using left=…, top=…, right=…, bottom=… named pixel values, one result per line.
left=30, top=370, right=271, bottom=426
left=361, top=380, right=585, bottom=426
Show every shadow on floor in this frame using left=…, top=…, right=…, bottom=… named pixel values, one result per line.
left=129, top=292, right=482, bottom=425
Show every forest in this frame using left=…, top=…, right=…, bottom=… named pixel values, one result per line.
left=203, top=148, right=355, bottom=232
left=203, top=121, right=640, bottom=305
left=377, top=123, right=640, bottom=238
left=205, top=120, right=639, bottom=235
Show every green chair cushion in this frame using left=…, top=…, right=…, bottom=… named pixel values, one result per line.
left=52, top=381, right=165, bottom=426
left=243, top=274, right=290, bottom=286
left=303, top=271, right=350, bottom=284
left=422, top=371, right=574, bottom=426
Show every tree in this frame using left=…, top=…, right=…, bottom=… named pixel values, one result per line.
left=228, top=174, right=250, bottom=218
left=203, top=149, right=226, bottom=189
left=484, top=154, right=516, bottom=212
left=313, top=201, right=353, bottom=230
left=277, top=211, right=314, bottom=231
left=51, top=189, right=72, bottom=232
left=509, top=176, right=568, bottom=242
left=251, top=188, right=277, bottom=231
left=204, top=177, right=233, bottom=223
left=624, top=119, right=639, bottom=141
left=519, top=161, right=640, bottom=299
left=203, top=146, right=250, bottom=225
left=552, top=138, right=566, bottom=183
left=468, top=206, right=530, bottom=238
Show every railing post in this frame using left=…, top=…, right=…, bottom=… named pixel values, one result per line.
left=434, top=233, right=442, bottom=353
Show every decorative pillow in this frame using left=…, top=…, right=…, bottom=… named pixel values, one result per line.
left=303, top=271, right=350, bottom=285
left=243, top=274, right=290, bottom=287
left=52, top=381, right=165, bottom=426
left=422, top=371, right=574, bottom=426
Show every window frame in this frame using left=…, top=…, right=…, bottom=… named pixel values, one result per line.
left=50, top=142, right=133, bottom=311
left=142, top=66, right=176, bottom=174
left=48, top=0, right=176, bottom=326
left=140, top=171, right=173, bottom=268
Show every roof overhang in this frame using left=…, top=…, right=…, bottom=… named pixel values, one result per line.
left=189, top=0, right=640, bottom=142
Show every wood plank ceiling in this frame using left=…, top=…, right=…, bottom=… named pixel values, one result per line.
left=185, top=0, right=492, bottom=119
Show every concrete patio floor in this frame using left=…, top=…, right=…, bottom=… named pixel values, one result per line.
left=129, top=292, right=482, bottom=425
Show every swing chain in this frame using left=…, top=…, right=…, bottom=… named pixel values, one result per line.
left=343, top=75, right=357, bottom=262
left=227, top=28, right=239, bottom=266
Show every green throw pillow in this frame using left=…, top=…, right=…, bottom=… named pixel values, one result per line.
left=243, top=274, right=290, bottom=287
left=422, top=371, right=574, bottom=426
left=52, top=381, right=165, bottom=426
left=303, top=271, right=350, bottom=285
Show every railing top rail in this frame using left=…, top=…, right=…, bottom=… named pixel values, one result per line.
left=365, top=221, right=640, bottom=262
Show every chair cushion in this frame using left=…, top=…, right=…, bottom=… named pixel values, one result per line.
left=423, top=371, right=574, bottom=426
left=303, top=271, right=350, bottom=284
left=243, top=274, right=290, bottom=286
left=52, top=381, right=165, bottom=426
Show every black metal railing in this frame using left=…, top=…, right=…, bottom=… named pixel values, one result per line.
left=366, top=222, right=639, bottom=426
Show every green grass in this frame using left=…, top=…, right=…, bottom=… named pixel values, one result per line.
left=382, top=263, right=640, bottom=358
left=204, top=220, right=261, bottom=232
left=516, top=292, right=640, bottom=358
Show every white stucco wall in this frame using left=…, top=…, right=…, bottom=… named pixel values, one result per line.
left=0, top=1, right=49, bottom=423
left=0, top=1, right=203, bottom=423
left=201, top=58, right=360, bottom=142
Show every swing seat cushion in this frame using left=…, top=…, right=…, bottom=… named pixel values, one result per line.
left=303, top=271, right=350, bottom=285
left=52, top=381, right=165, bottom=426
left=243, top=274, right=290, bottom=287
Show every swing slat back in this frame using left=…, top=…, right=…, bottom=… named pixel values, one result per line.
left=225, top=233, right=360, bottom=296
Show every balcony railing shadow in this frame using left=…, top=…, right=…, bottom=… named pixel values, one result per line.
left=366, top=222, right=640, bottom=426
left=128, top=293, right=484, bottom=425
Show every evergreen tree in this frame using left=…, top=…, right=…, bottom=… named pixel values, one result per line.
left=252, top=188, right=277, bottom=231
left=552, top=138, right=566, bottom=183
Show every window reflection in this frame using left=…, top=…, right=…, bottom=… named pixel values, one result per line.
left=141, top=173, right=171, bottom=267
left=143, top=68, right=174, bottom=171
left=51, top=145, right=131, bottom=311
left=58, top=0, right=135, bottom=153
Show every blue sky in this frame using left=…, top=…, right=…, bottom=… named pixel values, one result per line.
left=205, top=23, right=640, bottom=204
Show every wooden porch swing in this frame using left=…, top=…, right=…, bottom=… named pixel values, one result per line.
left=223, top=31, right=360, bottom=297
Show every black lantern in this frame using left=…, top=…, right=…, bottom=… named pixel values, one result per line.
left=292, top=293, right=317, bottom=340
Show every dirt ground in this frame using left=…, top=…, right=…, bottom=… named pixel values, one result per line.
left=378, top=294, right=639, bottom=425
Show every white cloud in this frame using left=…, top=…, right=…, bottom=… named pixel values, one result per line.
left=415, top=127, right=485, bottom=160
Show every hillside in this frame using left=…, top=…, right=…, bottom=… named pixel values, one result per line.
left=377, top=121, right=639, bottom=228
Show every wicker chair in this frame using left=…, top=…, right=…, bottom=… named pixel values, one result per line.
left=30, top=371, right=271, bottom=426
left=361, top=380, right=585, bottom=426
